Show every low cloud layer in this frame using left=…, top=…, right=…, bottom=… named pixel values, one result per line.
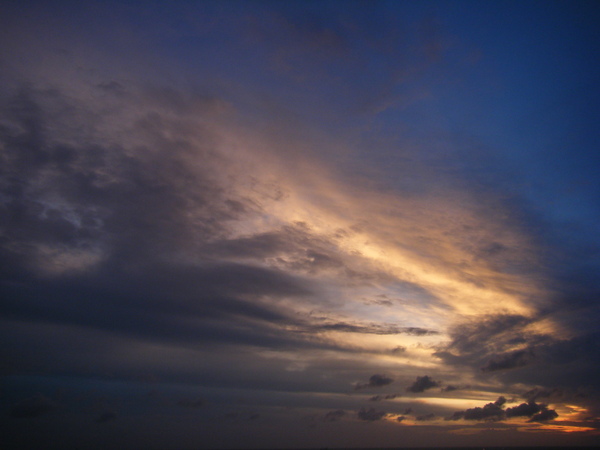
left=447, top=397, right=558, bottom=424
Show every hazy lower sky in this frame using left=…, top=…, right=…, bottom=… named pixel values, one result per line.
left=1, top=1, right=599, bottom=448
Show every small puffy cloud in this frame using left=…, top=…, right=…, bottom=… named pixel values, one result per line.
left=396, top=415, right=406, bottom=422
left=442, top=385, right=459, bottom=392
left=407, top=375, right=439, bottom=393
left=11, top=394, right=58, bottom=418
left=355, top=374, right=394, bottom=390
left=481, top=349, right=533, bottom=372
left=357, top=407, right=386, bottom=421
left=323, top=409, right=346, bottom=422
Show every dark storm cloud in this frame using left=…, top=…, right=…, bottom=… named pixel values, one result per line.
left=481, top=349, right=534, bottom=372
left=357, top=407, right=386, bottom=421
left=0, top=84, right=352, bottom=361
left=406, top=375, right=439, bottom=393
left=355, top=374, right=394, bottom=390
left=434, top=314, right=533, bottom=364
left=523, top=387, right=564, bottom=403
left=433, top=313, right=600, bottom=405
left=10, top=394, right=58, bottom=418
left=0, top=84, right=241, bottom=273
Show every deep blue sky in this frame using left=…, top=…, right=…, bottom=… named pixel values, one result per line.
left=1, top=1, right=599, bottom=448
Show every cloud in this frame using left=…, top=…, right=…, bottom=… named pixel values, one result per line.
left=369, top=393, right=400, bottom=402
left=447, top=397, right=505, bottom=422
left=357, top=407, right=386, bottom=421
left=407, top=375, right=439, bottom=393
left=528, top=408, right=558, bottom=422
left=10, top=394, right=58, bottom=418
left=461, top=397, right=505, bottom=422
left=523, top=387, right=563, bottom=403
left=447, top=397, right=558, bottom=423
left=481, top=349, right=534, bottom=372
left=310, top=321, right=438, bottom=336
left=416, top=413, right=436, bottom=421
left=505, top=401, right=558, bottom=423
left=442, top=385, right=459, bottom=392
left=355, top=374, right=394, bottom=390
left=505, top=401, right=540, bottom=418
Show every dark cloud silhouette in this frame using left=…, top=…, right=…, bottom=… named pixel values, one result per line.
left=442, top=385, right=459, bottom=392
left=10, top=394, right=58, bottom=418
left=323, top=409, right=346, bottom=422
left=416, top=413, right=436, bottom=421
left=448, top=397, right=506, bottom=422
left=505, top=401, right=541, bottom=418
left=481, top=349, right=534, bottom=372
left=529, top=408, right=558, bottom=422
left=369, top=393, right=400, bottom=402
left=307, top=320, right=438, bottom=336
left=505, top=401, right=558, bottom=423
left=433, top=315, right=534, bottom=368
left=357, top=407, right=386, bottom=421
left=407, top=375, right=439, bottom=393
left=447, top=397, right=558, bottom=424
left=355, top=374, right=394, bottom=390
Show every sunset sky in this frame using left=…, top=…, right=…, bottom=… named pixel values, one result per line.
left=1, top=1, right=599, bottom=448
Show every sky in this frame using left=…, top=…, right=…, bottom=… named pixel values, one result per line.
left=1, top=0, right=599, bottom=448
